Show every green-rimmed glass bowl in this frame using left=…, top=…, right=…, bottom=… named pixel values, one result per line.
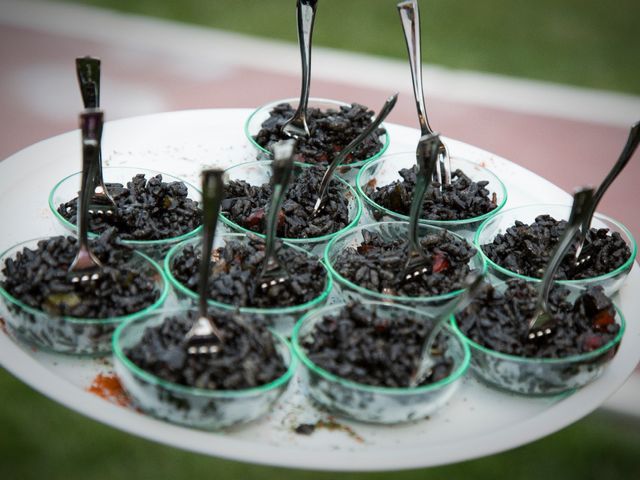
left=474, top=204, right=637, bottom=296
left=292, top=301, right=470, bottom=424
left=0, top=237, right=169, bottom=356
left=164, top=233, right=333, bottom=336
left=324, top=221, right=486, bottom=315
left=451, top=280, right=625, bottom=396
left=357, top=153, right=507, bottom=241
left=244, top=97, right=390, bottom=182
left=113, top=306, right=296, bottom=430
left=221, top=160, right=362, bottom=257
left=48, top=166, right=202, bottom=260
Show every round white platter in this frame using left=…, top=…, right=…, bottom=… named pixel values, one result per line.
left=0, top=109, right=637, bottom=472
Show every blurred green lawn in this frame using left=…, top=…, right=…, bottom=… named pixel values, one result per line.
left=4, top=1, right=639, bottom=478
left=61, top=0, right=640, bottom=94
left=2, top=369, right=640, bottom=480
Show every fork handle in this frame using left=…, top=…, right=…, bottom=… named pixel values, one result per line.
left=76, top=56, right=112, bottom=198
left=407, top=133, right=440, bottom=256
left=291, top=0, right=318, bottom=123
left=315, top=93, right=398, bottom=208
left=531, top=187, right=594, bottom=330
left=411, top=272, right=484, bottom=386
left=78, top=110, right=103, bottom=245
left=76, top=57, right=100, bottom=108
left=264, top=141, right=296, bottom=265
left=398, top=0, right=432, bottom=136
left=198, top=169, right=225, bottom=318
left=581, top=121, right=639, bottom=235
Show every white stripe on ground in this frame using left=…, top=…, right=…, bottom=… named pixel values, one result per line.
left=1, top=0, right=639, bottom=416
left=2, top=0, right=639, bottom=127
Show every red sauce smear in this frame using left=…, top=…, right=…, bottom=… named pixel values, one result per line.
left=87, top=373, right=130, bottom=407
left=0, top=316, right=7, bottom=336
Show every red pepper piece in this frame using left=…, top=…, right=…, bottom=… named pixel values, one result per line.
left=593, top=310, right=615, bottom=329
left=244, top=208, right=265, bottom=228
left=432, top=253, right=450, bottom=273
left=582, top=334, right=604, bottom=352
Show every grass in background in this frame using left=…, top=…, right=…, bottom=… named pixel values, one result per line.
left=1, top=368, right=639, bottom=480
left=61, top=0, right=640, bottom=95
left=4, top=1, right=639, bottom=478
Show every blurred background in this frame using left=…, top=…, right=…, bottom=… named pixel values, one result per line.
left=0, top=0, right=639, bottom=479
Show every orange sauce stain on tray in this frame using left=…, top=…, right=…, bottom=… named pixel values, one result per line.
left=294, top=416, right=364, bottom=443
left=87, top=373, right=130, bottom=407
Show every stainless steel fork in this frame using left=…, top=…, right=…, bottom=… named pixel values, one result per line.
left=397, top=0, right=450, bottom=187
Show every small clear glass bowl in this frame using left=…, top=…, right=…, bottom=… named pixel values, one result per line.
left=356, top=153, right=508, bottom=241
left=164, top=233, right=333, bottom=336
left=244, top=97, right=390, bottom=182
left=221, top=160, right=362, bottom=257
left=292, top=301, right=470, bottom=424
left=474, top=204, right=637, bottom=296
left=113, top=306, right=296, bottom=430
left=324, top=221, right=487, bottom=315
left=48, top=166, right=202, bottom=260
left=450, top=280, right=625, bottom=396
left=0, top=237, right=169, bottom=356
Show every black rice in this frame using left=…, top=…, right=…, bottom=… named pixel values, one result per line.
left=1, top=230, right=160, bottom=318
left=58, top=174, right=202, bottom=241
left=456, top=280, right=620, bottom=358
left=171, top=237, right=327, bottom=308
left=222, top=166, right=350, bottom=239
left=367, top=165, right=498, bottom=221
left=333, top=228, right=476, bottom=297
left=125, top=310, right=286, bottom=390
left=302, top=303, right=453, bottom=387
left=482, top=215, right=631, bottom=279
left=254, top=102, right=385, bottom=165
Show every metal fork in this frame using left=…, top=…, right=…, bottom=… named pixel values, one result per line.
left=68, top=110, right=105, bottom=284
left=526, top=187, right=595, bottom=340
left=311, top=92, right=399, bottom=216
left=397, top=0, right=450, bottom=187
left=281, top=0, right=318, bottom=139
left=76, top=56, right=117, bottom=215
left=397, top=133, right=440, bottom=283
left=410, top=272, right=484, bottom=387
left=256, top=140, right=296, bottom=291
left=184, top=169, right=226, bottom=355
left=573, top=121, right=639, bottom=263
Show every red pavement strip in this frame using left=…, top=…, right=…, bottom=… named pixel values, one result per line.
left=0, top=23, right=638, bottom=241
left=0, top=2, right=638, bottom=415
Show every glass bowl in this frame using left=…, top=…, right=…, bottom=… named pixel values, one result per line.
left=221, top=160, right=362, bottom=257
left=48, top=166, right=202, bottom=260
left=356, top=153, right=508, bottom=241
left=450, top=280, right=625, bottom=396
left=474, top=204, right=637, bottom=296
left=244, top=97, right=390, bottom=182
left=0, top=237, right=169, bottom=356
left=292, top=301, right=470, bottom=424
left=164, top=233, right=333, bottom=336
left=324, top=221, right=487, bottom=315
left=113, top=306, right=296, bottom=430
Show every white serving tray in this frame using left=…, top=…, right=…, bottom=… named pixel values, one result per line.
left=0, top=109, right=637, bottom=472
